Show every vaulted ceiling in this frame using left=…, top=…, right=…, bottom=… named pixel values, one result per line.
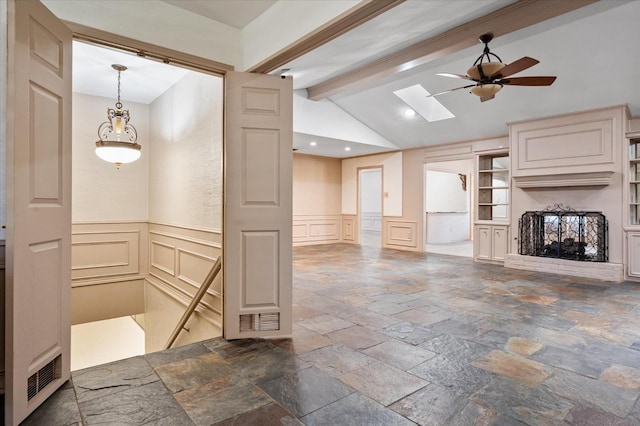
left=69, top=0, right=640, bottom=158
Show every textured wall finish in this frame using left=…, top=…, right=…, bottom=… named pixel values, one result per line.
left=72, top=92, right=150, bottom=222
left=149, top=72, right=223, bottom=231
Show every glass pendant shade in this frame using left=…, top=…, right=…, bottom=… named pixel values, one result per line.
left=96, top=64, right=141, bottom=168
left=95, top=141, right=141, bottom=168
left=466, top=62, right=505, bottom=80
left=470, top=84, right=502, bottom=98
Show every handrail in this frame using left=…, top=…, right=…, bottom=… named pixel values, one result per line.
left=163, top=256, right=222, bottom=350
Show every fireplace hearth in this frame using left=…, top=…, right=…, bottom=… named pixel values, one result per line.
left=518, top=204, right=607, bottom=262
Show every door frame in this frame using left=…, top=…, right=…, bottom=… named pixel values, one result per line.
left=423, top=159, right=474, bottom=254
left=3, top=18, right=234, bottom=421
left=357, top=166, right=383, bottom=247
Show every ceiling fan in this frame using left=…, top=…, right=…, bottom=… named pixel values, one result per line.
left=431, top=33, right=556, bottom=102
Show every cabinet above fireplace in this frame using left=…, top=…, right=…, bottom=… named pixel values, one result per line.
left=509, top=105, right=627, bottom=185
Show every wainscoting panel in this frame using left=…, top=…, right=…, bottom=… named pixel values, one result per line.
left=72, top=227, right=143, bottom=281
left=150, top=241, right=176, bottom=276
left=144, top=276, right=222, bottom=353
left=342, top=215, right=357, bottom=243
left=292, top=215, right=341, bottom=246
left=384, top=220, right=417, bottom=248
left=71, top=222, right=148, bottom=324
left=148, top=222, right=222, bottom=331
left=360, top=212, right=382, bottom=232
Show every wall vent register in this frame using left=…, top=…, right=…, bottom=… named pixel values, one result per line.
left=27, top=355, right=61, bottom=401
left=240, top=313, right=280, bottom=332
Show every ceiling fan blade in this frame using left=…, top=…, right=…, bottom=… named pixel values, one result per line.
left=480, top=95, right=495, bottom=102
left=493, top=56, right=539, bottom=78
left=427, top=84, right=476, bottom=97
left=500, top=76, right=557, bottom=86
left=436, top=72, right=473, bottom=81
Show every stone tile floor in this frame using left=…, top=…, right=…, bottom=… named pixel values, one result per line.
left=21, top=243, right=640, bottom=425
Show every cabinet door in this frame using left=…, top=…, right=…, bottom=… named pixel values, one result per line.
left=492, top=226, right=508, bottom=261
left=628, top=233, right=640, bottom=278
left=475, top=225, right=492, bottom=260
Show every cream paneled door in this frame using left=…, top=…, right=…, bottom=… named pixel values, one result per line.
left=224, top=72, right=293, bottom=339
left=6, top=1, right=72, bottom=424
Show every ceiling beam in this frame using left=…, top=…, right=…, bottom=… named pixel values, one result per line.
left=307, top=0, right=597, bottom=100
left=247, top=0, right=406, bottom=74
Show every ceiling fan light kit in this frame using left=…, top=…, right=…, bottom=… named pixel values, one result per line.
left=470, top=84, right=502, bottom=98
left=466, top=62, right=504, bottom=81
left=433, top=32, right=557, bottom=102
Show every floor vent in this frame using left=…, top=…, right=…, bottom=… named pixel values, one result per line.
left=27, top=355, right=61, bottom=401
left=240, top=312, right=280, bottom=332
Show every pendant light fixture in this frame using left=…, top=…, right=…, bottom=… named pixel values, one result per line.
left=95, top=64, right=141, bottom=169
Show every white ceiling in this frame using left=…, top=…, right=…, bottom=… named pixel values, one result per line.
left=159, top=0, right=277, bottom=29
left=71, top=0, right=640, bottom=159
left=73, top=42, right=189, bottom=104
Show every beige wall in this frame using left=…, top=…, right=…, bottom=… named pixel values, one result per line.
left=72, top=92, right=149, bottom=222
left=345, top=138, right=507, bottom=252
left=149, top=72, right=223, bottom=230
left=342, top=152, right=402, bottom=216
left=292, top=153, right=342, bottom=246
left=293, top=153, right=341, bottom=215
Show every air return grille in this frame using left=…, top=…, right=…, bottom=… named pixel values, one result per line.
left=240, top=312, right=280, bottom=332
left=27, top=355, right=61, bottom=401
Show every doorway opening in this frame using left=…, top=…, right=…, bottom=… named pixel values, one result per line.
left=424, top=159, right=474, bottom=257
left=70, top=40, right=224, bottom=370
left=358, top=167, right=383, bottom=249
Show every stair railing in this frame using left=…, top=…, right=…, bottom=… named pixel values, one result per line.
left=163, top=256, right=222, bottom=350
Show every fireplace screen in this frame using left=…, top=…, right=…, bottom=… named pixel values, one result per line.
left=519, top=204, right=607, bottom=262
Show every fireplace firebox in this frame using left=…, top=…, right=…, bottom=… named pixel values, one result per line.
left=518, top=204, right=607, bottom=262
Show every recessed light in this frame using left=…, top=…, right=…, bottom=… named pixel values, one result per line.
left=310, top=141, right=317, bottom=146
left=404, top=108, right=416, bottom=117
left=345, top=147, right=351, bottom=151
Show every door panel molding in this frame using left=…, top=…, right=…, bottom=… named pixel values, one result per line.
left=224, top=72, right=293, bottom=339
left=6, top=1, right=72, bottom=423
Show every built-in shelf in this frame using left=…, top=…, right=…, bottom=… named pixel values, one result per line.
left=477, top=152, right=509, bottom=221
left=632, top=138, right=640, bottom=225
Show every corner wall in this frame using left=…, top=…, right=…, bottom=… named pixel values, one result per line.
left=146, top=72, right=223, bottom=351
left=292, top=153, right=342, bottom=246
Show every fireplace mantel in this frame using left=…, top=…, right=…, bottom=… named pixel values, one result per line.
left=512, top=171, right=614, bottom=189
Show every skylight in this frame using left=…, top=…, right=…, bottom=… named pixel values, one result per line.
left=393, top=84, right=455, bottom=122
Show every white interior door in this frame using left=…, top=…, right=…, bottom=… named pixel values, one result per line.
left=6, top=1, right=72, bottom=424
left=224, top=72, right=293, bottom=339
